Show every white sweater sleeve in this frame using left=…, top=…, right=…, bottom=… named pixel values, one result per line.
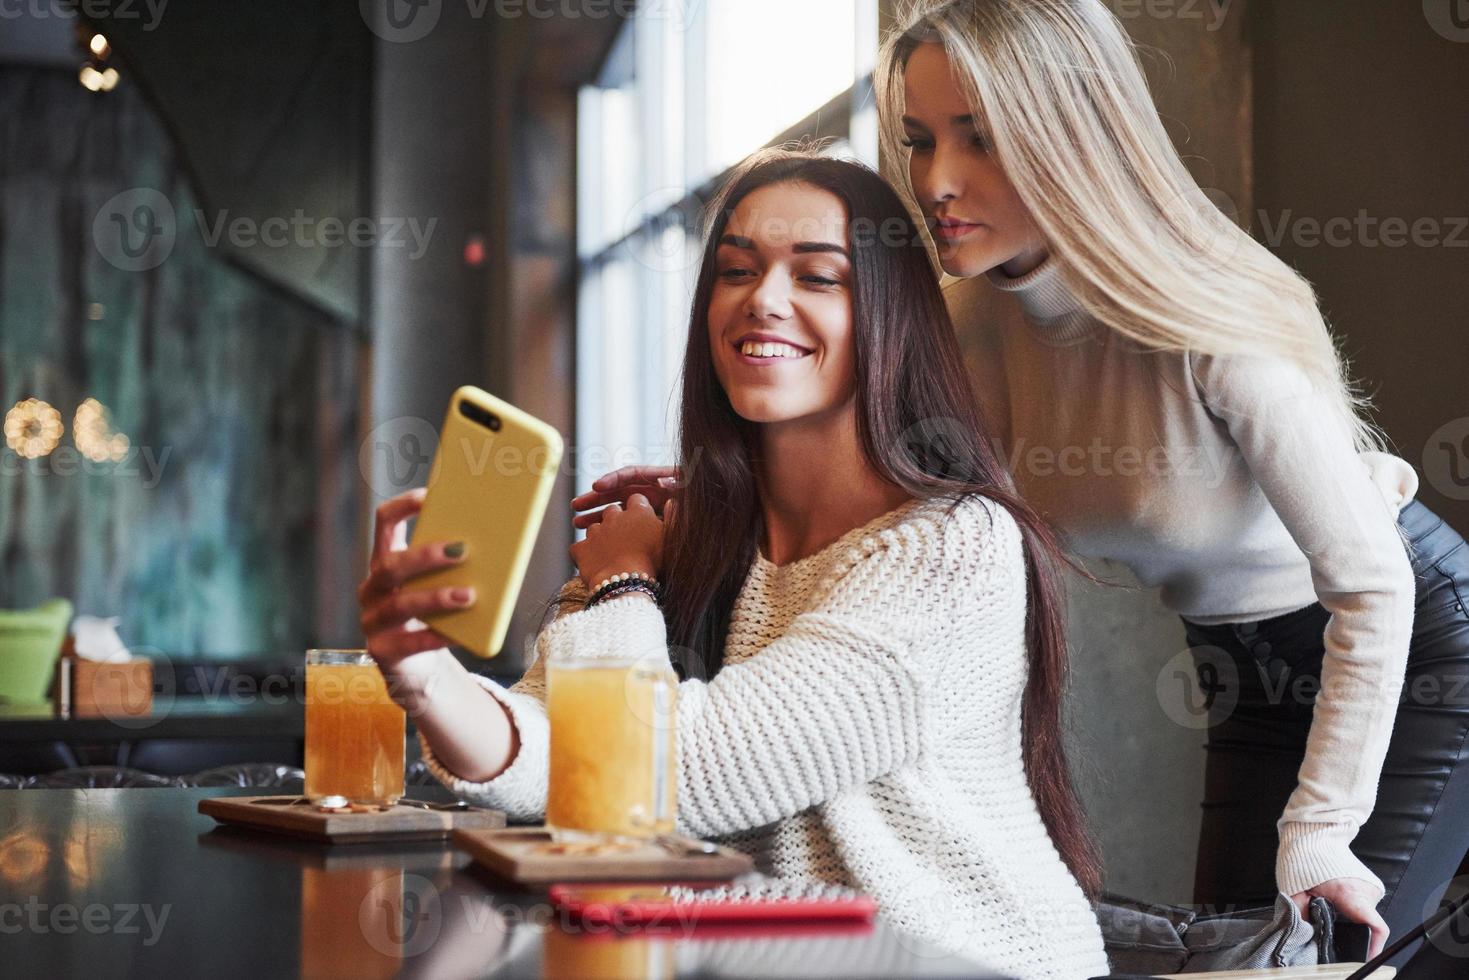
left=1190, top=352, right=1415, bottom=899
left=415, top=582, right=576, bottom=822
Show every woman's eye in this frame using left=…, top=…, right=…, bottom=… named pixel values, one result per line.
left=800, top=275, right=840, bottom=287
left=900, top=136, right=933, bottom=153
left=718, top=267, right=754, bottom=280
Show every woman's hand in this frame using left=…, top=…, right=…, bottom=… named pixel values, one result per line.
left=356, top=487, right=475, bottom=674
left=571, top=465, right=681, bottom=530
left=569, top=492, right=669, bottom=592
left=1289, top=878, right=1389, bottom=958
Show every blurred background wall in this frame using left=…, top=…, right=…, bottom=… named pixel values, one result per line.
left=0, top=8, right=366, bottom=656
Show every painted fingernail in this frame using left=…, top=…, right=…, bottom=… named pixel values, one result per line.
left=444, top=542, right=466, bottom=559
left=450, top=587, right=474, bottom=605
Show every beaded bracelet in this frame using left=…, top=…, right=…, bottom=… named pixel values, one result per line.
left=592, top=570, right=658, bottom=592
left=586, top=573, right=664, bottom=609
left=587, top=574, right=662, bottom=604
left=587, top=580, right=661, bottom=608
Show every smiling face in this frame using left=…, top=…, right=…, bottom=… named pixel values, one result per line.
left=707, top=181, right=857, bottom=426
left=901, top=42, right=1047, bottom=279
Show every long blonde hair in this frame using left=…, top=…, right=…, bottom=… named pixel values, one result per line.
left=877, top=0, right=1384, bottom=453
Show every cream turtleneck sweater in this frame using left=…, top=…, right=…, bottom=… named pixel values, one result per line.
left=944, top=257, right=1417, bottom=902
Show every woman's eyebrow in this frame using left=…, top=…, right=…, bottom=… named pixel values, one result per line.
left=719, top=234, right=847, bottom=257
left=903, top=112, right=979, bottom=128
left=793, top=241, right=848, bottom=256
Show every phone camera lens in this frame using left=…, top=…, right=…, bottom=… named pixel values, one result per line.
left=488, top=416, right=501, bottom=431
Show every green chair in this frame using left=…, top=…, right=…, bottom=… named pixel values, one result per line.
left=0, top=599, right=73, bottom=706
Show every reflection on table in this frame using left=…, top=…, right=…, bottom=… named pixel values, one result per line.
left=0, top=787, right=1002, bottom=979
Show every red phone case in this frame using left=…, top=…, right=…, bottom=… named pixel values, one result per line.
left=548, top=882, right=879, bottom=928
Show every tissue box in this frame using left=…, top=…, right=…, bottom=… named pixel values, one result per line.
left=54, top=640, right=154, bottom=719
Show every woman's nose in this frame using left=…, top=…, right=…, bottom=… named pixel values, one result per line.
left=746, top=273, right=793, bottom=320
left=916, top=144, right=962, bottom=210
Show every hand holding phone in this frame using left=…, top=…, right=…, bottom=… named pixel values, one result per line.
left=357, top=487, right=475, bottom=673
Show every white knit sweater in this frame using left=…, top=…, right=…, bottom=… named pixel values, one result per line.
left=420, top=493, right=1110, bottom=979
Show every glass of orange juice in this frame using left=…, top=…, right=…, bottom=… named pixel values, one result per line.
left=546, top=656, right=677, bottom=842
left=304, top=649, right=406, bottom=806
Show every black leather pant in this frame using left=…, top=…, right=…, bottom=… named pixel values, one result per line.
left=1182, top=500, right=1469, bottom=964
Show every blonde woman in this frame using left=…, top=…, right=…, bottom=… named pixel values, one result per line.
left=875, top=0, right=1469, bottom=961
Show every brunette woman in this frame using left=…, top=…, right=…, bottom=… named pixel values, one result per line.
left=358, top=150, right=1109, bottom=978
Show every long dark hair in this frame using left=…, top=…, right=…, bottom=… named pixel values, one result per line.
left=659, top=147, right=1102, bottom=899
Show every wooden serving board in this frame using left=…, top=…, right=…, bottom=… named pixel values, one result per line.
left=454, top=826, right=753, bottom=884
left=198, top=795, right=505, bottom=844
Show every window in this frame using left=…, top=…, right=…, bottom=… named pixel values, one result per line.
left=575, top=1, right=878, bottom=496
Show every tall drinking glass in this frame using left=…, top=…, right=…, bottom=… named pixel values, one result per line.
left=545, top=656, right=677, bottom=842
left=304, top=648, right=406, bottom=806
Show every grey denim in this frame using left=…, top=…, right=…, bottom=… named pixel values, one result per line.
left=1097, top=891, right=1333, bottom=974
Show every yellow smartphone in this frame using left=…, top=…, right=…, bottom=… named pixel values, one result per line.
left=408, top=386, right=564, bottom=658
